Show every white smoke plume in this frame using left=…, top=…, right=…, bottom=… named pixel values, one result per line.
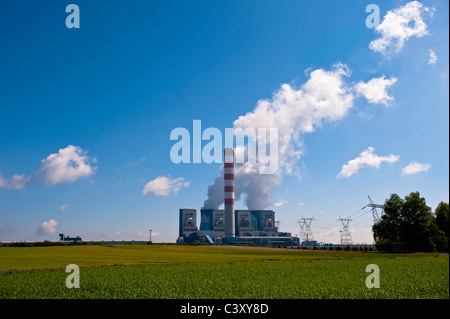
left=203, top=63, right=357, bottom=210
left=203, top=162, right=281, bottom=210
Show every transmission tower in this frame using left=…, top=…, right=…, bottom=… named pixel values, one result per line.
left=297, top=219, right=306, bottom=243
left=298, top=216, right=315, bottom=243
left=362, top=195, right=384, bottom=223
left=337, top=217, right=353, bottom=245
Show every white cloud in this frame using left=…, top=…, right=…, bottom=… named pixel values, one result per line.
left=38, top=145, right=96, bottom=185
left=428, top=49, right=437, bottom=65
left=355, top=76, right=398, bottom=105
left=36, top=219, right=58, bottom=236
left=297, top=202, right=305, bottom=207
left=401, top=161, right=431, bottom=175
left=204, top=63, right=357, bottom=210
left=273, top=200, right=287, bottom=207
left=369, top=1, right=433, bottom=55
left=1, top=145, right=95, bottom=190
left=59, top=204, right=70, bottom=212
left=204, top=64, right=402, bottom=210
left=142, top=176, right=190, bottom=196
left=337, top=147, right=399, bottom=178
left=233, top=63, right=354, bottom=176
left=0, top=172, right=30, bottom=190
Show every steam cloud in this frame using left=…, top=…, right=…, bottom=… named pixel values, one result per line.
left=203, top=63, right=359, bottom=210
left=203, top=162, right=280, bottom=210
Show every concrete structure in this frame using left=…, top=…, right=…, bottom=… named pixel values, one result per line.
left=176, top=148, right=297, bottom=246
left=224, top=148, right=235, bottom=238
left=177, top=208, right=298, bottom=246
left=178, top=209, right=199, bottom=243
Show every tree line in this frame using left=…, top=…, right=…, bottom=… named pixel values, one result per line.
left=373, top=191, right=449, bottom=253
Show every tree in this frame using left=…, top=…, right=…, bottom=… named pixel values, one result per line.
left=400, top=192, right=435, bottom=252
left=372, top=193, right=403, bottom=251
left=435, top=202, right=449, bottom=238
left=434, top=202, right=449, bottom=252
left=372, top=192, right=447, bottom=252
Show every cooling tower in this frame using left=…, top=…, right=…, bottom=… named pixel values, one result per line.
left=224, top=148, right=235, bottom=238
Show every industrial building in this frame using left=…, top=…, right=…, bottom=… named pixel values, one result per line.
left=59, top=233, right=82, bottom=242
left=178, top=208, right=298, bottom=246
left=177, top=148, right=298, bottom=246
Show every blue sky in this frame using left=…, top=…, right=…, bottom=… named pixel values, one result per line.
left=0, top=0, right=448, bottom=244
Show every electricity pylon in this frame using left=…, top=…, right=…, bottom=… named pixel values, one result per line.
left=297, top=219, right=306, bottom=243
left=337, top=217, right=353, bottom=245
left=298, top=216, right=316, bottom=243
left=362, top=195, right=384, bottom=223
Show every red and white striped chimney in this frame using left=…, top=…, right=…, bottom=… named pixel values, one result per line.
left=224, top=148, right=235, bottom=238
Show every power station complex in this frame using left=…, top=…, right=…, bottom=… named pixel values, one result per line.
left=177, top=148, right=298, bottom=246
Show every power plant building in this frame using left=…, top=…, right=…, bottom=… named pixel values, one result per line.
left=178, top=148, right=298, bottom=246
left=178, top=208, right=298, bottom=246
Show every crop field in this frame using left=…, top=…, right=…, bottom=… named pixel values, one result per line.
left=0, top=244, right=448, bottom=299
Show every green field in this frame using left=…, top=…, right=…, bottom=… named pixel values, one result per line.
left=0, top=244, right=448, bottom=299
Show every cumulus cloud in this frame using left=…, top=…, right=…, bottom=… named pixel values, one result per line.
left=59, top=204, right=70, bottom=212
left=233, top=63, right=354, bottom=175
left=337, top=147, right=399, bottom=178
left=204, top=64, right=402, bottom=209
left=428, top=49, right=437, bottom=65
left=297, top=202, right=305, bottom=207
left=36, top=219, right=58, bottom=236
left=355, top=76, right=398, bottom=105
left=369, top=1, right=433, bottom=55
left=0, top=172, right=30, bottom=190
left=142, top=176, right=190, bottom=196
left=401, top=161, right=431, bottom=175
left=204, top=63, right=356, bottom=209
left=1, top=145, right=96, bottom=190
left=38, top=145, right=96, bottom=185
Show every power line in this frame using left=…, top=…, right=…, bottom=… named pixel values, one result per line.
left=312, top=219, right=341, bottom=229
left=346, top=208, right=366, bottom=219
left=285, top=196, right=385, bottom=244
left=351, top=210, right=371, bottom=221
left=352, top=217, right=374, bottom=227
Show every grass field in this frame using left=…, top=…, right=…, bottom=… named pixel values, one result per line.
left=0, top=244, right=448, bottom=299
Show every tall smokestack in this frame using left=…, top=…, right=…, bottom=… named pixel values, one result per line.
left=224, top=148, right=235, bottom=238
